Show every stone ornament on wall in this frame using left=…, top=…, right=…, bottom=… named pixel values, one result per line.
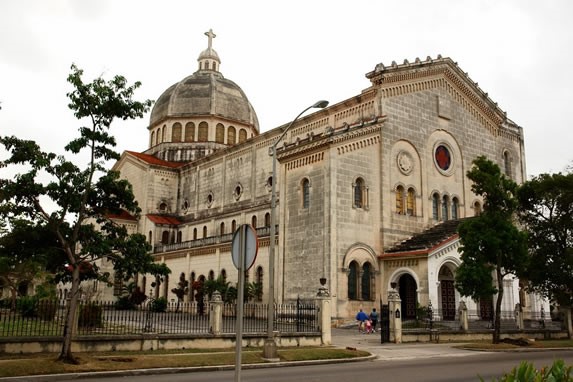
left=397, top=150, right=414, bottom=175
left=433, top=142, right=455, bottom=176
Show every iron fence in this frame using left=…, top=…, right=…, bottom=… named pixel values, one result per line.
left=0, top=298, right=320, bottom=338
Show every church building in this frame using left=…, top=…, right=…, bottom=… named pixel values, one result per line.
left=102, top=30, right=542, bottom=323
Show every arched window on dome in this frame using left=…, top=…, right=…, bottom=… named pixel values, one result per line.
left=215, top=124, right=224, bottom=143
left=155, top=129, right=160, bottom=145
left=150, top=131, right=155, bottom=147
left=227, top=126, right=236, bottom=144
left=198, top=122, right=208, bottom=142
left=239, top=129, right=247, bottom=143
left=172, top=123, right=182, bottom=142
left=185, top=122, right=195, bottom=142
left=161, top=125, right=166, bottom=143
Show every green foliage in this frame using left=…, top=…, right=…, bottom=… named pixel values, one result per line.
left=170, top=274, right=189, bottom=301
left=482, top=359, right=573, bottom=382
left=16, top=296, right=38, bottom=318
left=150, top=297, right=167, bottom=313
left=517, top=171, right=573, bottom=307
left=78, top=303, right=103, bottom=328
left=455, top=156, right=528, bottom=343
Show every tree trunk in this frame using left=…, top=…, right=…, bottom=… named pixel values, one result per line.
left=58, top=266, right=81, bottom=363
left=493, top=268, right=504, bottom=344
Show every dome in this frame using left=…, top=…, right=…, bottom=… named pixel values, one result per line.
left=149, top=30, right=259, bottom=132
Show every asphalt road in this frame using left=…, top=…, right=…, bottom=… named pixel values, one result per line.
left=69, top=350, right=573, bottom=382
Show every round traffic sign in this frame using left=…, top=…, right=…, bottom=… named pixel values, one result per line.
left=231, top=224, right=258, bottom=271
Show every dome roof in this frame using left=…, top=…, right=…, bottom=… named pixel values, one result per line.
left=149, top=29, right=259, bottom=131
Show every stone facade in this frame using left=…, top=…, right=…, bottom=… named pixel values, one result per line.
left=82, top=33, right=540, bottom=323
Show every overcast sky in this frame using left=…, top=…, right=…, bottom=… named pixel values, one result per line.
left=1, top=0, right=571, bottom=177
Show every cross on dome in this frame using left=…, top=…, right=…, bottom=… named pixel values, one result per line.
left=205, top=29, right=216, bottom=49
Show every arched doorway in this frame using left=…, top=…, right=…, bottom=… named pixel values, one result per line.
left=479, top=296, right=493, bottom=320
left=399, top=274, right=417, bottom=320
left=438, top=266, right=456, bottom=320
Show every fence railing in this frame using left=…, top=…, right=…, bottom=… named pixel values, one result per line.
left=0, top=298, right=320, bottom=338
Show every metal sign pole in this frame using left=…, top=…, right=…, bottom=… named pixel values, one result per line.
left=234, top=225, right=246, bottom=382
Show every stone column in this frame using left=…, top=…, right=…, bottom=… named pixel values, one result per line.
left=514, top=303, right=523, bottom=330
left=317, top=285, right=331, bottom=345
left=458, top=301, right=469, bottom=331
left=209, top=291, right=223, bottom=335
left=388, top=288, right=402, bottom=344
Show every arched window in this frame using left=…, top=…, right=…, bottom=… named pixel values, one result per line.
left=265, top=213, right=271, bottom=227
left=432, top=193, right=440, bottom=220
left=231, top=220, right=237, bottom=233
left=354, top=178, right=366, bottom=208
left=451, top=197, right=459, bottom=219
left=198, top=122, right=208, bottom=142
left=503, top=151, right=511, bottom=178
left=221, top=269, right=227, bottom=283
left=227, top=126, right=236, bottom=144
left=177, top=231, right=182, bottom=243
left=347, top=261, right=358, bottom=300
left=215, top=123, right=225, bottom=143
left=148, top=231, right=152, bottom=243
left=193, top=228, right=198, bottom=240
left=155, top=129, right=160, bottom=145
left=161, top=231, right=169, bottom=244
left=302, top=178, right=310, bottom=209
left=159, top=202, right=167, bottom=212
left=150, top=131, right=155, bottom=147
left=474, top=201, right=482, bottom=216
left=396, top=185, right=405, bottom=214
left=172, top=122, right=182, bottom=142
left=220, top=222, right=225, bottom=235
left=185, top=122, right=195, bottom=142
left=251, top=215, right=257, bottom=228
left=361, top=262, right=373, bottom=301
left=202, top=226, right=207, bottom=238
left=442, top=195, right=450, bottom=221
left=208, top=270, right=214, bottom=281
left=407, top=188, right=416, bottom=216
left=161, top=125, right=166, bottom=142
left=238, top=129, right=247, bottom=143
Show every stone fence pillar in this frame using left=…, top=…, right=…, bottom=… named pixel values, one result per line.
left=458, top=301, right=468, bottom=331
left=209, top=291, right=223, bottom=335
left=514, top=303, right=524, bottom=330
left=388, top=289, right=402, bottom=344
left=317, top=285, right=331, bottom=345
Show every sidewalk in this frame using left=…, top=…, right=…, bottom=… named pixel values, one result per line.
left=331, top=327, right=478, bottom=361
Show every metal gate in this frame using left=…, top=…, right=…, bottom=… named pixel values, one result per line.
left=380, top=303, right=390, bottom=343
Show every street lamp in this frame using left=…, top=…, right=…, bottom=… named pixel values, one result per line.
left=263, top=100, right=329, bottom=359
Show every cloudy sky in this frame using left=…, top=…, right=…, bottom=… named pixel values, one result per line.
left=1, top=0, right=571, bottom=177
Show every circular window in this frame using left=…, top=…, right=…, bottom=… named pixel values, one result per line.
left=233, top=183, right=243, bottom=201
left=206, top=192, right=214, bottom=207
left=433, top=143, right=454, bottom=176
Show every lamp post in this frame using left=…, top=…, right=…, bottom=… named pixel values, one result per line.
left=263, top=100, right=329, bottom=359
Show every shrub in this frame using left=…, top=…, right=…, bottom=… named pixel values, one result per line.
left=150, top=297, right=167, bottom=313
left=16, top=296, right=38, bottom=318
left=115, top=296, right=136, bottom=310
left=78, top=303, right=103, bottom=328
left=483, top=359, right=572, bottom=382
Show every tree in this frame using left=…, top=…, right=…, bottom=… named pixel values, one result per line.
left=0, top=219, right=64, bottom=308
left=0, top=64, right=169, bottom=363
left=517, top=171, right=573, bottom=309
left=455, top=156, right=528, bottom=343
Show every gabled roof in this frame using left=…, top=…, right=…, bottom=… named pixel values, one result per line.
left=125, top=151, right=185, bottom=169
left=146, top=214, right=182, bottom=226
left=106, top=209, right=138, bottom=221
left=382, top=218, right=469, bottom=257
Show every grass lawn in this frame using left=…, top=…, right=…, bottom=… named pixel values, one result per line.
left=457, top=338, right=573, bottom=350
left=0, top=347, right=371, bottom=378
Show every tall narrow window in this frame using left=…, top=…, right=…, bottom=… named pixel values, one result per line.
left=239, top=129, right=247, bottom=143
left=251, top=215, right=257, bottom=228
left=193, top=228, right=197, bottom=240
left=202, top=226, right=207, bottom=238
left=220, top=222, right=225, bottom=235
left=302, top=178, right=310, bottom=209
left=227, top=126, right=236, bottom=144
left=451, top=197, right=459, bottom=219
left=474, top=201, right=482, bottom=216
left=255, top=266, right=263, bottom=301
left=215, top=123, right=224, bottom=143
left=361, top=262, right=373, bottom=301
left=172, top=122, right=182, bottom=142
left=432, top=193, right=440, bottom=220
left=442, top=195, right=450, bottom=221
left=396, top=185, right=405, bottom=214
left=177, top=231, right=182, bottom=243
left=161, top=231, right=169, bottom=244
left=347, top=261, right=358, bottom=300
left=503, top=151, right=512, bottom=178
left=265, top=213, right=271, bottom=227
left=231, top=220, right=237, bottom=233
left=354, top=178, right=365, bottom=208
left=198, top=122, right=208, bottom=142
left=185, top=122, right=195, bottom=142
left=407, top=188, right=416, bottom=216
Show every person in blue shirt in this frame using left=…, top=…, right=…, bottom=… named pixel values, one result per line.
left=356, top=309, right=369, bottom=333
